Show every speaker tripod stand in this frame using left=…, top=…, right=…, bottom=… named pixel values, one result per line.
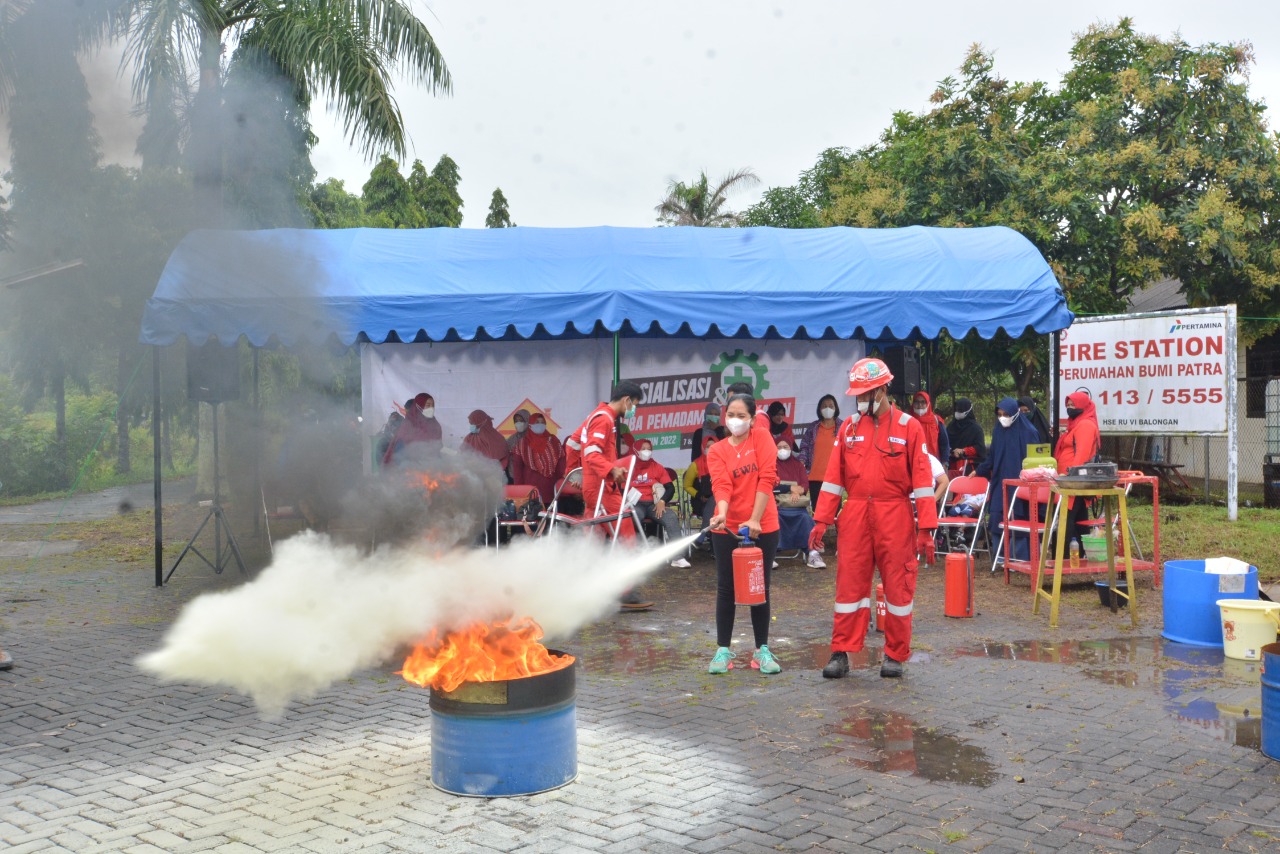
left=165, top=401, right=247, bottom=583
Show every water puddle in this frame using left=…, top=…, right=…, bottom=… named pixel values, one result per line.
left=953, top=637, right=1263, bottom=750
left=823, top=707, right=998, bottom=788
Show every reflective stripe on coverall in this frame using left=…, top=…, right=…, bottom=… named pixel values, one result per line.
left=578, top=403, right=634, bottom=540
left=814, top=407, right=938, bottom=663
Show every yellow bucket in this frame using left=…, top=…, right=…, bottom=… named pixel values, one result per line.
left=1216, top=599, right=1280, bottom=661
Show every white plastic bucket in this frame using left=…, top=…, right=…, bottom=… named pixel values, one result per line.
left=1216, top=599, right=1280, bottom=661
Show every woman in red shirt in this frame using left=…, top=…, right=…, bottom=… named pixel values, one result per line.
left=706, top=394, right=781, bottom=675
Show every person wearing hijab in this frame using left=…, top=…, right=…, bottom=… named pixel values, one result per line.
left=976, top=397, right=1041, bottom=561
left=946, top=397, right=987, bottom=474
left=511, top=412, right=565, bottom=502
left=799, top=394, right=840, bottom=511
left=766, top=401, right=798, bottom=449
left=690, top=402, right=725, bottom=463
left=1017, top=396, right=1053, bottom=445
left=381, top=392, right=443, bottom=467
left=1054, top=391, right=1103, bottom=541
left=461, top=409, right=511, bottom=472
left=507, top=408, right=530, bottom=452
left=774, top=439, right=824, bottom=568
left=910, top=392, right=950, bottom=463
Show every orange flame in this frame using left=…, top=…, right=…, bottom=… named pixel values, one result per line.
left=398, top=617, right=574, bottom=693
left=412, top=471, right=460, bottom=493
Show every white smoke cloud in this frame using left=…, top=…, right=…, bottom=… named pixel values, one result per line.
left=138, top=530, right=695, bottom=718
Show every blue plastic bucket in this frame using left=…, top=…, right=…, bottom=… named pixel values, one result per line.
left=429, top=655, right=577, bottom=796
left=1263, top=642, right=1280, bottom=761
left=1161, top=560, right=1258, bottom=647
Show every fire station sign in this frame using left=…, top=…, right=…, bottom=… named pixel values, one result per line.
left=1057, top=309, right=1232, bottom=435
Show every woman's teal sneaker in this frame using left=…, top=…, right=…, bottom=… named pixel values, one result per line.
left=752, top=645, right=781, bottom=675
left=708, top=646, right=734, bottom=674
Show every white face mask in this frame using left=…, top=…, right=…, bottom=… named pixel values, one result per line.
left=638, top=450, right=652, bottom=462
left=998, top=415, right=1014, bottom=428
left=530, top=423, right=546, bottom=435
left=873, top=394, right=884, bottom=414
left=914, top=406, right=928, bottom=416
left=820, top=407, right=836, bottom=420
left=620, top=444, right=631, bottom=455
left=726, top=416, right=750, bottom=436
left=954, top=410, right=968, bottom=420
left=514, top=421, right=528, bottom=433
left=777, top=448, right=792, bottom=461
left=856, top=400, right=870, bottom=415
left=421, top=406, right=435, bottom=419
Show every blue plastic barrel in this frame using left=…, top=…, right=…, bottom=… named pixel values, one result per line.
left=429, top=655, right=577, bottom=796
left=1263, top=642, right=1280, bottom=761
left=1161, top=560, right=1258, bottom=647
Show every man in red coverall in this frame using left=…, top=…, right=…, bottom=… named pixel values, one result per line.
left=570, top=380, right=652, bottom=610
left=809, top=358, right=938, bottom=679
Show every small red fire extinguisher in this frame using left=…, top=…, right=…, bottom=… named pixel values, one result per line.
left=944, top=552, right=974, bottom=618
left=733, top=527, right=767, bottom=605
left=874, top=583, right=886, bottom=632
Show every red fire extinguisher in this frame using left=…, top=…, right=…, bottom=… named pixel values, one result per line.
left=874, top=582, right=886, bottom=632
left=733, top=527, right=766, bottom=605
left=944, top=552, right=974, bottom=618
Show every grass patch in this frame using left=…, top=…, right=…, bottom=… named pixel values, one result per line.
left=1124, top=504, right=1280, bottom=581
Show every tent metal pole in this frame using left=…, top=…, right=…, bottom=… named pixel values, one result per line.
left=252, top=347, right=260, bottom=538
left=153, top=345, right=163, bottom=587
left=1050, top=331, right=1061, bottom=446
left=612, top=331, right=620, bottom=385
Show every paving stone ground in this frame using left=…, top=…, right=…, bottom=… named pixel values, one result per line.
left=2, top=502, right=1278, bottom=853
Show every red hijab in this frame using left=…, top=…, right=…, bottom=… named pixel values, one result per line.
left=462, top=409, right=510, bottom=465
left=516, top=412, right=563, bottom=478
left=912, top=391, right=941, bottom=458
left=382, top=393, right=441, bottom=465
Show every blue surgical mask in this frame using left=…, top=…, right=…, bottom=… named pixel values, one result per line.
left=625, top=402, right=637, bottom=420
left=530, top=423, right=547, bottom=435
left=469, top=424, right=480, bottom=435
left=708, top=414, right=721, bottom=425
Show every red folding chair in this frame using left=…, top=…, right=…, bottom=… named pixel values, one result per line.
left=936, top=475, right=989, bottom=559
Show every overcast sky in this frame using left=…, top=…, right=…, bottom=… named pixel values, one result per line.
left=75, top=2, right=1280, bottom=229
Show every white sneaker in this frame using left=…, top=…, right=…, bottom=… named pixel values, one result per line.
left=669, top=557, right=691, bottom=568
left=806, top=549, right=827, bottom=569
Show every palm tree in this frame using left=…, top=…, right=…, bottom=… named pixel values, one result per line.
left=655, top=168, right=760, bottom=227
left=118, top=1, right=451, bottom=213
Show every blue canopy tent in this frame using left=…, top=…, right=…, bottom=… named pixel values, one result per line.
left=140, top=225, right=1073, bottom=583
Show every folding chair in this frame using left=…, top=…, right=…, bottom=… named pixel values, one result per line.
left=533, top=461, right=647, bottom=552
left=994, top=482, right=1052, bottom=582
left=487, top=485, right=543, bottom=549
left=936, top=475, right=989, bottom=559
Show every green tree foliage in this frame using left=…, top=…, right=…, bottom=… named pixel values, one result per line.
left=221, top=43, right=318, bottom=228
left=486, top=188, right=514, bottom=228
left=760, top=20, right=1280, bottom=394
left=742, top=148, right=854, bottom=228
left=362, top=155, right=421, bottom=228
left=2, top=0, right=104, bottom=484
left=422, top=154, right=463, bottom=227
left=118, top=0, right=452, bottom=217
left=308, top=179, right=367, bottom=229
left=655, top=168, right=760, bottom=226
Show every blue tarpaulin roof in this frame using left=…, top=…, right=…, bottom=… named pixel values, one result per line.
left=139, top=225, right=1072, bottom=346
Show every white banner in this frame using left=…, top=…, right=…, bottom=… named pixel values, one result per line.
left=361, top=338, right=864, bottom=471
left=1057, top=309, right=1231, bottom=434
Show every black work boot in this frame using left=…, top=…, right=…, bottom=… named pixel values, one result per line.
left=880, top=657, right=904, bottom=678
left=821, top=652, right=850, bottom=679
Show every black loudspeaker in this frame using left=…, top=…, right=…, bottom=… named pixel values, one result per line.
left=187, top=341, right=241, bottom=402
left=884, top=345, right=921, bottom=399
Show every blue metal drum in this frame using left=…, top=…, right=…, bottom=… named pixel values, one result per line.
left=429, top=654, right=577, bottom=796
left=1263, top=642, right=1280, bottom=761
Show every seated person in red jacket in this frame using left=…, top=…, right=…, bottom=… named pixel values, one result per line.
left=619, top=439, right=690, bottom=568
